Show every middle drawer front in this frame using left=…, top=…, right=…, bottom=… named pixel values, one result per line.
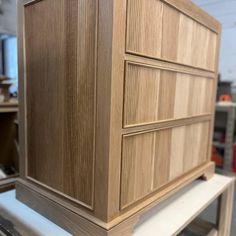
left=123, top=61, right=214, bottom=128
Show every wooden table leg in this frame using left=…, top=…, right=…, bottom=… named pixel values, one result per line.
left=217, top=183, right=235, bottom=236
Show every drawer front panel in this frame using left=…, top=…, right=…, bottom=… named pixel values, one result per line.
left=124, top=62, right=214, bottom=127
left=120, top=121, right=210, bottom=209
left=126, top=0, right=217, bottom=71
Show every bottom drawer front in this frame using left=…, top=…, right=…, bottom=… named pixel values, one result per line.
left=120, top=121, right=210, bottom=209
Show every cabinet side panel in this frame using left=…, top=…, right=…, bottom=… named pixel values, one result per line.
left=24, top=0, right=97, bottom=208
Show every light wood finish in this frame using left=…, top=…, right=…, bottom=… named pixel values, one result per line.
left=121, top=121, right=210, bottom=208
left=24, top=0, right=97, bottom=209
left=16, top=163, right=215, bottom=234
left=125, top=54, right=215, bottom=79
left=126, top=0, right=218, bottom=71
left=17, top=0, right=221, bottom=234
left=124, top=62, right=214, bottom=127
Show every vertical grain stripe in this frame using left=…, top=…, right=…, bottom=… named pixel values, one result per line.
left=126, top=0, right=218, bottom=71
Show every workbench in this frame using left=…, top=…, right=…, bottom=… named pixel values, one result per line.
left=0, top=174, right=234, bottom=236
left=0, top=100, right=18, bottom=192
left=214, top=102, right=236, bottom=171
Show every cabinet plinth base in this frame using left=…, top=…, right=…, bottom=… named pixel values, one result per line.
left=16, top=162, right=215, bottom=236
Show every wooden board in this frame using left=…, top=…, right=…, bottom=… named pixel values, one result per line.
left=24, top=0, right=97, bottom=209
left=121, top=121, right=210, bottom=208
left=126, top=0, right=217, bottom=71
left=15, top=163, right=215, bottom=234
left=123, top=62, right=214, bottom=127
left=17, top=0, right=221, bottom=234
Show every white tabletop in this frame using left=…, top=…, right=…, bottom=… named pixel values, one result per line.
left=133, top=174, right=233, bottom=236
left=0, top=174, right=234, bottom=236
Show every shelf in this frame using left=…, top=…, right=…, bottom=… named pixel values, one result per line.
left=0, top=176, right=18, bottom=193
left=214, top=103, right=235, bottom=171
left=213, top=142, right=225, bottom=149
left=0, top=100, right=18, bottom=113
left=215, top=103, right=236, bottom=112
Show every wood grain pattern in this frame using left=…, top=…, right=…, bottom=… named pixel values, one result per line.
left=124, top=63, right=160, bottom=126
left=17, top=0, right=221, bottom=232
left=169, top=126, right=185, bottom=180
left=174, top=73, right=191, bottom=119
left=161, top=5, right=180, bottom=61
left=183, top=122, right=210, bottom=172
left=24, top=0, right=97, bottom=208
left=153, top=129, right=171, bottom=189
left=177, top=13, right=194, bottom=66
left=163, top=0, right=220, bottom=33
left=158, top=70, right=176, bottom=120
left=191, top=22, right=217, bottom=71
left=121, top=132, right=155, bottom=208
left=126, top=0, right=163, bottom=59
left=121, top=121, right=211, bottom=208
left=125, top=54, right=215, bottom=79
left=126, top=0, right=218, bottom=71
left=95, top=0, right=118, bottom=221
left=16, top=162, right=216, bottom=233
left=17, top=0, right=27, bottom=180
left=124, top=62, right=214, bottom=127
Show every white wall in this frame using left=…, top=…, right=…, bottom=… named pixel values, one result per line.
left=192, top=0, right=236, bottom=83
left=0, top=0, right=16, bottom=35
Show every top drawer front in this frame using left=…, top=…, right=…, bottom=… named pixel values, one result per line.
left=126, top=0, right=217, bottom=71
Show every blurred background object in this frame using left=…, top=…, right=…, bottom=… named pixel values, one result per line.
left=0, top=0, right=18, bottom=193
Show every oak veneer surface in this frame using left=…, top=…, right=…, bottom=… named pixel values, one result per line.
left=124, top=62, right=213, bottom=127
left=18, top=0, right=221, bottom=233
left=24, top=0, right=97, bottom=208
left=126, top=0, right=217, bottom=71
left=121, top=121, right=210, bottom=208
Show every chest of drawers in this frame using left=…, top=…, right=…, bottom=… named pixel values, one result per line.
left=17, top=0, right=221, bottom=235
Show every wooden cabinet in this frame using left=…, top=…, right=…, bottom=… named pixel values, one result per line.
left=17, top=0, right=221, bottom=235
